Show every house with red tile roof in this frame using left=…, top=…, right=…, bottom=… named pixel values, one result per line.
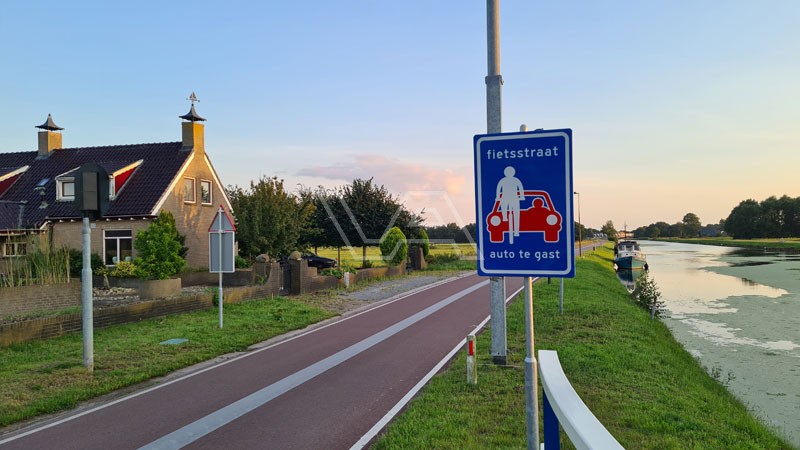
left=0, top=105, right=234, bottom=270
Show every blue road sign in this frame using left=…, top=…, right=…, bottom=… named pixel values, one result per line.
left=474, top=129, right=575, bottom=277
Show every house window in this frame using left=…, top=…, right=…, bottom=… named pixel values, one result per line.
left=3, top=241, right=26, bottom=257
left=57, top=179, right=75, bottom=200
left=104, top=230, right=133, bottom=265
left=183, top=177, right=196, bottom=203
left=200, top=180, right=212, bottom=205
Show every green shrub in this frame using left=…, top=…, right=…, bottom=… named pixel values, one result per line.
left=425, top=252, right=461, bottom=265
left=110, top=261, right=137, bottom=278
left=235, top=255, right=250, bottom=269
left=321, top=264, right=356, bottom=279
left=380, top=227, right=408, bottom=266
left=631, top=271, right=666, bottom=318
left=68, top=249, right=104, bottom=278
left=133, top=211, right=186, bottom=280
left=418, top=228, right=430, bottom=257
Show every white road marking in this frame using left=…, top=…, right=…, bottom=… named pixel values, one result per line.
left=139, top=280, right=489, bottom=450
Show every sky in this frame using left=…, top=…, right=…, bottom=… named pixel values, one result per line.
left=1, top=1, right=798, bottom=231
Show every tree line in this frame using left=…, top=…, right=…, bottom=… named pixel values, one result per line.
left=228, top=175, right=613, bottom=263
left=723, top=195, right=800, bottom=239
left=226, top=176, right=423, bottom=265
left=627, top=194, right=800, bottom=240
left=630, top=213, right=722, bottom=239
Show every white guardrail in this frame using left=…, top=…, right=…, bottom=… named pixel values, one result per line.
left=539, top=350, right=625, bottom=450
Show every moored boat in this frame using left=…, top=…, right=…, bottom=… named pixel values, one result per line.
left=614, top=240, right=647, bottom=270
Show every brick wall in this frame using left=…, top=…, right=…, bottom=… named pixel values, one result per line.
left=351, top=264, right=406, bottom=284
left=0, top=281, right=291, bottom=347
left=0, top=261, right=403, bottom=347
left=0, top=282, right=81, bottom=317
left=288, top=259, right=339, bottom=295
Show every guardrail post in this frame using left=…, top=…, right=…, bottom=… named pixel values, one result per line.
left=542, top=390, right=560, bottom=450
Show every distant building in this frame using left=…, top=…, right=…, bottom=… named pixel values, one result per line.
left=0, top=106, right=233, bottom=270
left=616, top=230, right=634, bottom=240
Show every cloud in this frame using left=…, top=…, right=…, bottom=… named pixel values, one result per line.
left=297, top=154, right=474, bottom=225
left=298, top=154, right=467, bottom=196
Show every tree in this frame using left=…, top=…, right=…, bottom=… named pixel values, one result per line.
left=724, top=199, right=762, bottom=239
left=303, top=187, right=342, bottom=252
left=133, top=211, right=186, bottom=280
left=338, top=178, right=419, bottom=267
left=601, top=220, right=617, bottom=241
left=227, top=176, right=313, bottom=260
left=682, top=213, right=702, bottom=238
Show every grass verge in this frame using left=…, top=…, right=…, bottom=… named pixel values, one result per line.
left=315, top=244, right=477, bottom=269
left=373, top=245, right=794, bottom=449
left=0, top=298, right=333, bottom=427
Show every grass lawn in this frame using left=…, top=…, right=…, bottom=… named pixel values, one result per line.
left=0, top=298, right=334, bottom=427
left=372, top=245, right=794, bottom=449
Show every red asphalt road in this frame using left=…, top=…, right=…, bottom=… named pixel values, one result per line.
left=0, top=274, right=523, bottom=450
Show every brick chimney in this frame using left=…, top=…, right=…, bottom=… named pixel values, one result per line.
left=35, top=114, right=63, bottom=158
left=179, top=102, right=205, bottom=155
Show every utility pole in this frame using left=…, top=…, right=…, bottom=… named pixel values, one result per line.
left=81, top=216, right=93, bottom=372
left=486, top=0, right=507, bottom=365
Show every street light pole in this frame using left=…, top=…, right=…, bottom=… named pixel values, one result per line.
left=486, top=0, right=507, bottom=366
left=574, top=191, right=582, bottom=256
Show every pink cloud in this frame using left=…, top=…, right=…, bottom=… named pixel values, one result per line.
left=297, top=154, right=467, bottom=196
left=297, top=154, right=474, bottom=225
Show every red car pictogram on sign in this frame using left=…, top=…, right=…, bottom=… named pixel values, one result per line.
left=487, top=190, right=562, bottom=243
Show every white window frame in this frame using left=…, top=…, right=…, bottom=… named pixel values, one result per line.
left=2, top=241, right=26, bottom=258
left=183, top=177, right=196, bottom=204
left=200, top=179, right=212, bottom=205
left=57, top=178, right=76, bottom=201
left=103, top=229, right=133, bottom=266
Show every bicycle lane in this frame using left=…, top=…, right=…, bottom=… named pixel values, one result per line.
left=1, top=274, right=523, bottom=450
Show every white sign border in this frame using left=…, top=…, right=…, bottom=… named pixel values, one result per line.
left=475, top=131, right=573, bottom=276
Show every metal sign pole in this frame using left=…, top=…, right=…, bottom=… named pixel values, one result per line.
left=218, top=224, right=224, bottom=329
left=218, top=268, right=223, bottom=328
left=523, top=276, right=540, bottom=450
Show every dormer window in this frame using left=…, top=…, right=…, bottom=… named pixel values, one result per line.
left=57, top=177, right=76, bottom=201
left=55, top=160, right=142, bottom=203
left=110, top=160, right=142, bottom=199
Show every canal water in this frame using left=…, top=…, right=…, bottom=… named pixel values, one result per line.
left=639, top=241, right=800, bottom=447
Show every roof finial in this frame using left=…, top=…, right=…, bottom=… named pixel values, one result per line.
left=35, top=114, right=64, bottom=131
left=179, top=92, right=206, bottom=122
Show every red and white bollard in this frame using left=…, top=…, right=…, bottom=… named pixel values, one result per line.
left=466, top=334, right=477, bottom=385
